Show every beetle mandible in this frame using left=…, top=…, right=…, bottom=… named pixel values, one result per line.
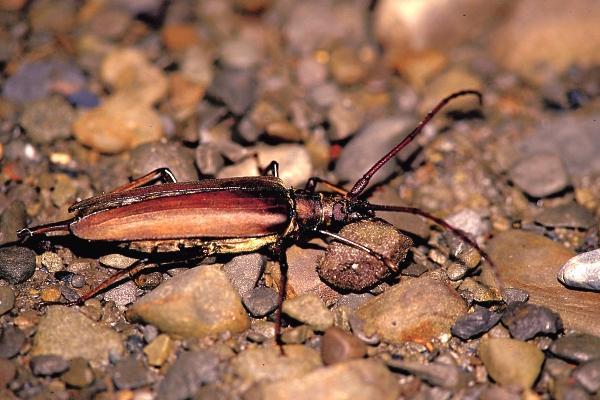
left=18, top=90, right=497, bottom=344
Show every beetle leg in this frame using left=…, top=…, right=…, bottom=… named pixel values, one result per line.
left=272, top=239, right=289, bottom=354
left=17, top=218, right=75, bottom=239
left=110, top=167, right=178, bottom=194
left=261, top=160, right=279, bottom=178
left=317, top=229, right=399, bottom=272
left=305, top=177, right=348, bottom=195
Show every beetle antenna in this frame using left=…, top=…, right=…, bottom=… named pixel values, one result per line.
left=367, top=203, right=503, bottom=291
left=348, top=90, right=483, bottom=198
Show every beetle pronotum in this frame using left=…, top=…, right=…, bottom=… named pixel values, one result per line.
left=18, top=90, right=497, bottom=345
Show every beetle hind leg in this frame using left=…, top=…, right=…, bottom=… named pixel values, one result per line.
left=110, top=167, right=178, bottom=194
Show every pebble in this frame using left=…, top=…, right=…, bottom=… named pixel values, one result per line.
left=281, top=325, right=313, bottom=344
left=231, top=345, right=321, bottom=384
left=40, top=286, right=62, bottom=303
left=420, top=67, right=483, bottom=114
left=222, top=253, right=265, bottom=297
left=126, top=265, right=249, bottom=338
left=72, top=94, right=163, bottom=154
left=457, top=278, right=502, bottom=303
left=31, top=306, right=124, bottom=364
left=501, top=302, right=563, bottom=340
left=61, top=357, right=94, bottom=388
left=451, top=306, right=502, bottom=340
left=491, top=0, right=600, bottom=81
left=0, top=325, right=25, bottom=358
left=40, top=251, right=63, bottom=273
left=502, top=287, right=530, bottom=305
left=98, top=254, right=139, bottom=270
left=572, top=359, right=600, bottom=393
left=207, top=68, right=256, bottom=115
left=103, top=280, right=138, bottom=306
left=334, top=117, right=415, bottom=188
left=329, top=45, right=370, bottom=86
left=320, top=327, right=366, bottom=365
left=242, top=287, right=278, bottom=318
left=30, top=354, right=69, bottom=377
left=479, top=337, right=545, bottom=388
left=0, top=286, right=15, bottom=315
left=254, top=359, right=399, bottom=400
left=0, top=358, right=16, bottom=388
left=219, top=37, right=264, bottom=70
left=318, top=219, right=413, bottom=291
left=446, top=208, right=488, bottom=239
left=2, top=61, right=52, bottom=104
left=487, top=230, right=600, bottom=335
left=157, top=351, right=220, bottom=400
left=386, top=359, right=467, bottom=390
left=509, top=153, right=570, bottom=198
left=535, top=203, right=597, bottom=230
left=161, top=24, right=200, bottom=52
left=549, top=334, right=600, bottom=364
left=0, top=246, right=36, bottom=284
left=282, top=293, right=334, bottom=332
left=355, top=276, right=466, bottom=344
left=19, top=96, right=75, bottom=144
left=143, top=334, right=173, bottom=367
left=0, top=200, right=26, bottom=245
left=129, top=141, right=199, bottom=182
left=558, top=249, right=600, bottom=291
left=253, top=144, right=312, bottom=188
left=180, top=46, right=214, bottom=88
left=112, top=356, right=153, bottom=390
left=100, top=48, right=167, bottom=106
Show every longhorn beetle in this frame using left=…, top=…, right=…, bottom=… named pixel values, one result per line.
left=18, top=90, right=498, bottom=345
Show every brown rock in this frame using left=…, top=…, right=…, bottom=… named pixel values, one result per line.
left=487, top=230, right=600, bottom=335
left=162, top=24, right=200, bottom=52
left=321, top=327, right=367, bottom=365
left=355, top=276, right=466, bottom=344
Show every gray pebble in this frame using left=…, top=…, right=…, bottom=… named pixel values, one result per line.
left=501, top=303, right=562, bottom=340
left=207, top=68, right=256, bottom=115
left=572, top=359, right=600, bottom=393
left=335, top=117, right=415, bottom=187
left=157, top=351, right=219, bottom=400
left=446, top=208, right=488, bottom=238
left=558, top=249, right=600, bottom=291
left=98, top=254, right=138, bottom=270
left=535, top=203, right=597, bottom=229
left=386, top=359, right=467, bottom=390
left=0, top=200, right=27, bottom=245
left=242, top=286, right=278, bottom=317
left=142, top=325, right=159, bottom=343
left=0, top=246, right=36, bottom=284
left=103, top=280, right=138, bottom=306
left=130, top=142, right=199, bottom=183
left=195, top=143, right=224, bottom=176
left=0, top=358, right=16, bottom=388
left=550, top=334, right=600, bottom=363
left=451, top=306, right=502, bottom=339
left=222, top=253, right=265, bottom=297
left=283, top=293, right=334, bottom=332
left=2, top=61, right=52, bottom=103
left=0, top=325, right=25, bottom=358
left=0, top=286, right=15, bottom=315
left=70, top=274, right=85, bottom=288
left=502, top=287, right=530, bottom=305
left=20, top=96, right=75, bottom=144
left=509, top=152, right=570, bottom=198
left=112, top=356, right=154, bottom=390
left=30, top=354, right=69, bottom=376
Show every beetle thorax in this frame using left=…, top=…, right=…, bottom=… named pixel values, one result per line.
left=293, top=191, right=365, bottom=231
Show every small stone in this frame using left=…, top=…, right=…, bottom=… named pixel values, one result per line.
left=355, top=276, right=466, bottom=344
left=31, top=306, right=124, bottom=364
left=283, top=293, right=334, bottom=332
left=451, top=306, right=502, bottom=339
left=572, top=359, right=600, bottom=393
left=112, top=357, right=153, bottom=390
left=501, top=303, right=563, bottom=340
left=2, top=62, right=52, bottom=104
left=157, top=351, right=219, bottom=400
left=549, top=334, right=600, bottom=364
left=281, top=325, right=313, bottom=344
left=253, top=144, right=312, bottom=188
left=103, top=280, right=137, bottom=306
left=457, top=278, right=502, bottom=303
left=0, top=358, right=16, bottom=388
left=321, top=327, right=366, bottom=365
left=195, top=143, right=224, bottom=176
left=207, top=68, right=256, bottom=115
left=535, top=203, right=597, bottom=230
left=30, top=355, right=69, bottom=376
left=40, top=251, right=63, bottom=273
left=51, top=173, right=77, bottom=208
left=129, top=142, right=199, bottom=183
left=40, top=286, right=62, bottom=303
left=502, top=287, right=530, bottom=305
left=180, top=46, right=214, bottom=87
left=243, top=287, right=278, bottom=318
left=20, top=96, right=74, bottom=144
left=220, top=37, right=264, bottom=69
left=0, top=325, right=25, bottom=358
left=127, top=265, right=249, bottom=338
left=0, top=246, right=36, bottom=284
left=144, top=334, right=173, bottom=367
left=558, top=249, right=600, bottom=291
left=318, top=219, right=412, bottom=291
left=255, top=359, right=399, bottom=400
left=101, top=48, right=167, bottom=106
left=0, top=286, right=15, bottom=315
left=509, top=153, right=570, bottom=198
left=386, top=359, right=467, bottom=390
left=98, top=254, right=139, bottom=269
left=223, top=253, right=265, bottom=297
left=334, top=117, right=415, bottom=188
left=61, top=357, right=94, bottom=388
left=419, top=67, right=482, bottom=114
left=231, top=345, right=321, bottom=384
left=0, top=200, right=26, bottom=245
left=73, top=95, right=164, bottom=154
left=479, top=338, right=545, bottom=388
left=329, top=46, right=370, bottom=86
left=168, top=73, right=205, bottom=120
left=161, top=24, right=200, bottom=52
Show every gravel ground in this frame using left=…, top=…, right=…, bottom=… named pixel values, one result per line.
left=0, top=0, right=599, bottom=399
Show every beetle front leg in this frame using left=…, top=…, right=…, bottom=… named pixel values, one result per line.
left=305, top=177, right=348, bottom=196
